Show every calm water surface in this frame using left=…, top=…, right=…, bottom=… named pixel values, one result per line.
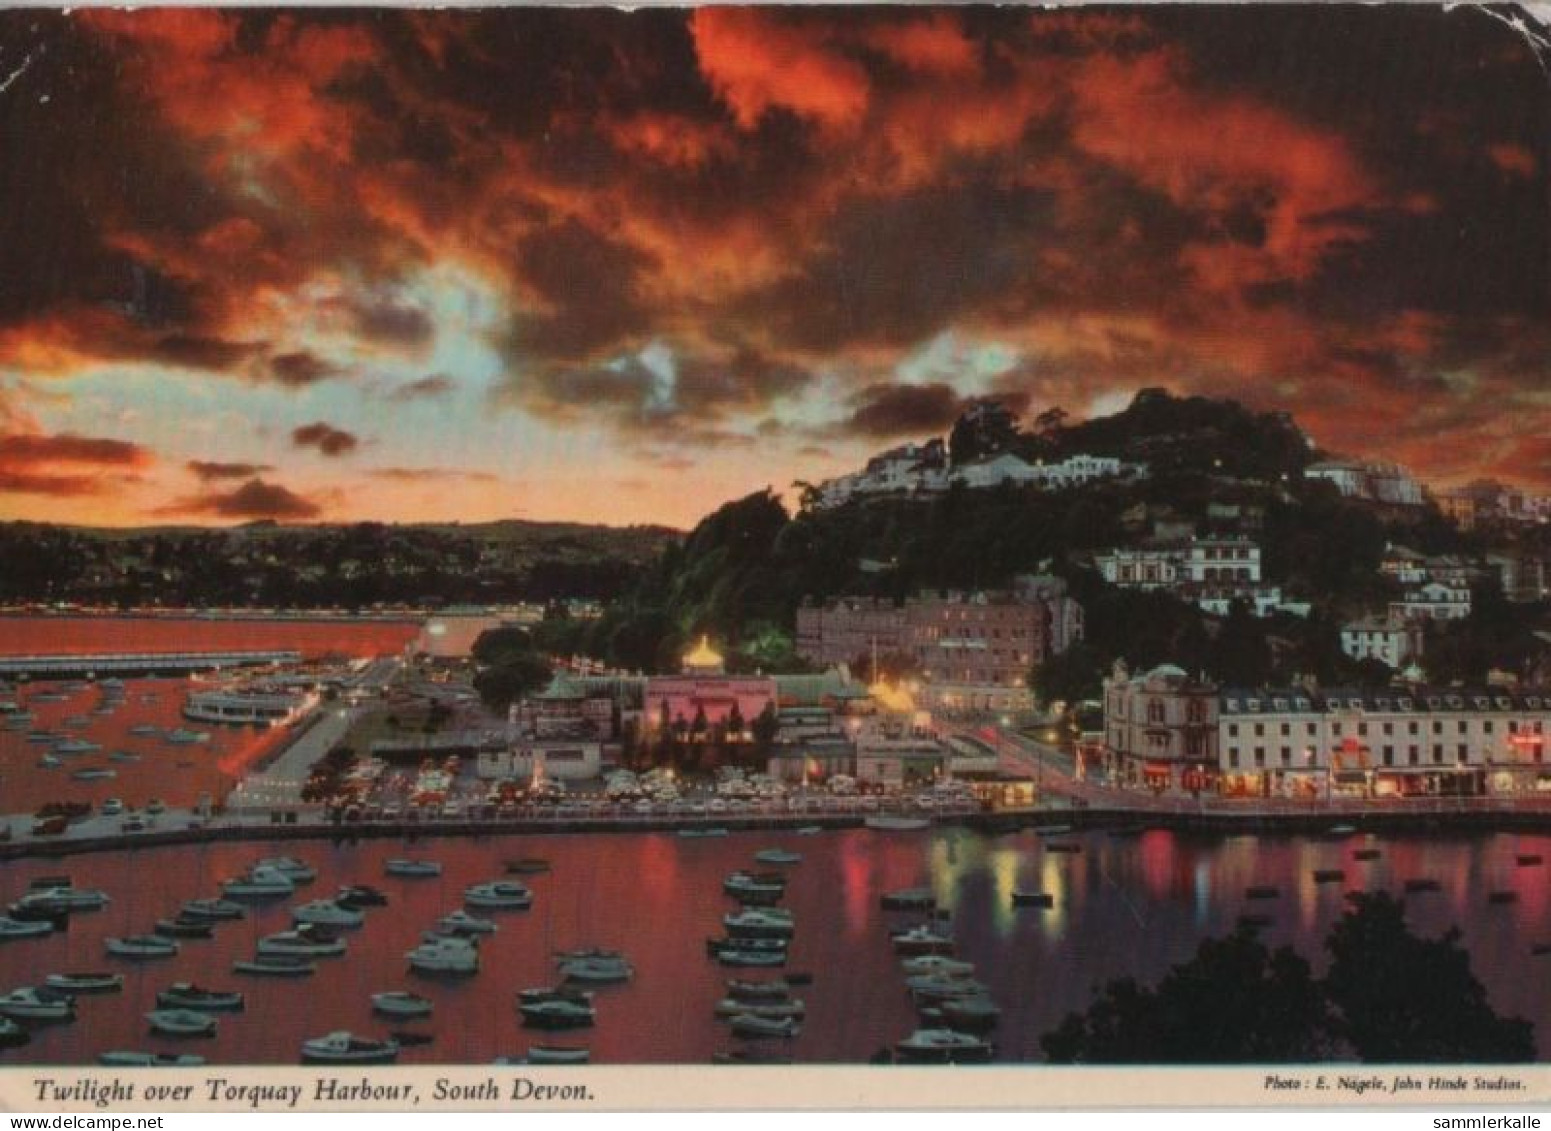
left=1, top=826, right=1547, bottom=1065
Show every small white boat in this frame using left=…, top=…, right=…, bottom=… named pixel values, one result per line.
left=891, top=924, right=955, bottom=956
left=907, top=973, right=989, bottom=1002
left=894, top=1028, right=993, bottom=1063
left=292, top=900, right=364, bottom=929
left=728, top=1013, right=800, bottom=1039
left=257, top=928, right=346, bottom=959
left=0, top=987, right=75, bottom=1021
left=723, top=871, right=786, bottom=904
left=714, top=998, right=805, bottom=1020
left=678, top=827, right=729, bottom=839
left=336, top=885, right=389, bottom=908
left=0, top=917, right=54, bottom=940
left=232, top=957, right=315, bottom=978
left=519, top=998, right=596, bottom=1029
left=518, top=986, right=594, bottom=1006
left=105, top=935, right=179, bottom=959
left=407, top=936, right=478, bottom=975
left=724, top=909, right=796, bottom=939
left=301, top=1031, right=399, bottom=1065
left=108, top=751, right=142, bottom=763
left=71, top=768, right=116, bottom=781
left=54, top=739, right=103, bottom=756
left=938, top=996, right=1002, bottom=1031
left=866, top=815, right=931, bottom=831
left=181, top=898, right=245, bottom=921
left=372, top=991, right=433, bottom=1018
left=99, top=1052, right=205, bottom=1067
left=464, top=881, right=532, bottom=910
left=754, top=849, right=802, bottom=866
left=795, top=826, right=823, bottom=836
left=725, top=978, right=793, bottom=1001
left=156, top=984, right=245, bottom=1012
left=526, top=1044, right=590, bottom=1064
left=256, top=857, right=316, bottom=883
left=385, top=859, right=441, bottom=878
left=557, top=955, right=633, bottom=984
left=900, top=955, right=974, bottom=977
left=36, top=755, right=62, bottom=769
left=129, top=725, right=161, bottom=737
left=438, top=910, right=498, bottom=935
left=19, top=887, right=110, bottom=912
left=715, top=947, right=785, bottom=968
left=222, top=867, right=296, bottom=899
left=164, top=729, right=209, bottom=745
left=45, top=972, right=123, bottom=993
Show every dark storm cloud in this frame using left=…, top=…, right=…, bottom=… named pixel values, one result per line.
left=291, top=421, right=359, bottom=457
left=159, top=476, right=323, bottom=520
left=186, top=459, right=275, bottom=481
left=0, top=7, right=1547, bottom=490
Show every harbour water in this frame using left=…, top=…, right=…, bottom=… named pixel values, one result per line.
left=1, top=825, right=1547, bottom=1065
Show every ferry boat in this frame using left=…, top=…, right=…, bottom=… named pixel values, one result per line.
left=183, top=689, right=311, bottom=728
left=301, top=1031, right=399, bottom=1065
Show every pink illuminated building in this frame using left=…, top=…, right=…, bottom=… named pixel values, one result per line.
left=643, top=637, right=777, bottom=737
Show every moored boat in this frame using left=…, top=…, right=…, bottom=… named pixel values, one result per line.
left=900, top=955, right=974, bottom=978
left=724, top=908, right=796, bottom=939
left=0, top=917, right=54, bottom=940
left=725, top=978, right=793, bottom=1001
left=519, top=997, right=596, bottom=1029
left=257, top=927, right=346, bottom=959
left=99, top=1052, right=204, bottom=1067
left=865, top=815, right=930, bottom=832
left=385, top=859, right=441, bottom=878
left=557, top=954, right=633, bottom=984
left=894, top=1028, right=992, bottom=1063
left=232, top=957, right=315, bottom=978
left=372, top=991, right=433, bottom=1018
left=221, top=867, right=295, bottom=900
left=255, top=857, right=317, bottom=884
left=335, top=885, right=389, bottom=908
left=1011, top=890, right=1054, bottom=909
left=407, top=936, right=478, bottom=976
left=891, top=924, right=955, bottom=956
left=1313, top=869, right=1345, bottom=884
left=291, top=900, right=365, bottom=929
left=464, top=881, right=532, bottom=910
left=44, top=972, right=122, bottom=994
left=505, top=858, right=552, bottom=874
left=156, top=984, right=244, bottom=1012
left=18, top=886, right=109, bottom=912
left=526, top=1044, right=590, bottom=1064
left=728, top=1013, right=800, bottom=1039
left=105, top=935, right=179, bottom=959
left=714, top=998, right=805, bottom=1020
left=180, top=898, right=245, bottom=921
left=937, top=996, right=1002, bottom=1031
left=906, top=973, right=989, bottom=1003
left=154, top=918, right=214, bottom=940
left=0, top=987, right=74, bottom=1021
left=301, top=1031, right=399, bottom=1065
left=438, top=910, right=498, bottom=936
left=146, top=1009, right=217, bottom=1037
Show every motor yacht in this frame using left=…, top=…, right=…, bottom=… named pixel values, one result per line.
left=105, top=935, right=179, bottom=959
left=371, top=991, right=433, bottom=1018
left=463, top=881, right=532, bottom=910
left=301, top=1031, right=400, bottom=1065
left=156, top=984, right=244, bottom=1012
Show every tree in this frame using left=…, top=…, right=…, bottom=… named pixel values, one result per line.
left=1042, top=924, right=1330, bottom=1063
left=472, top=652, right=551, bottom=713
left=1031, top=643, right=1106, bottom=707
left=751, top=702, right=780, bottom=755
left=1323, top=893, right=1535, bottom=1063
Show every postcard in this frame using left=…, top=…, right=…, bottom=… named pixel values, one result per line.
left=0, top=0, right=1550, bottom=1114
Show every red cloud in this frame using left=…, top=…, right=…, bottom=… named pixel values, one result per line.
left=157, top=477, right=322, bottom=520
left=0, top=430, right=154, bottom=497
left=292, top=422, right=359, bottom=457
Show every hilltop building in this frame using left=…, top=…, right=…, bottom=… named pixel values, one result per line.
left=1305, top=459, right=1426, bottom=506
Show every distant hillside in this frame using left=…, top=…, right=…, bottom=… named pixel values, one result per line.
left=0, top=519, right=680, bottom=607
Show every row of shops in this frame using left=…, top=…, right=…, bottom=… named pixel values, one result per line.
left=1110, top=753, right=1551, bottom=799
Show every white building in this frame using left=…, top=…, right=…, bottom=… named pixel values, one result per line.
left=476, top=739, right=602, bottom=782
left=1389, top=582, right=1471, bottom=622
left=949, top=452, right=1044, bottom=490
left=1340, top=617, right=1425, bottom=668
left=816, top=440, right=949, bottom=507
left=1180, top=538, right=1262, bottom=584
left=1306, top=460, right=1425, bottom=506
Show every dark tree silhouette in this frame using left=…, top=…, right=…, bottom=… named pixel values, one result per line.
left=1323, top=893, right=1535, bottom=1063
left=1042, top=925, right=1329, bottom=1063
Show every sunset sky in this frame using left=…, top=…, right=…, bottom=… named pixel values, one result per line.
left=0, top=5, right=1546, bottom=529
